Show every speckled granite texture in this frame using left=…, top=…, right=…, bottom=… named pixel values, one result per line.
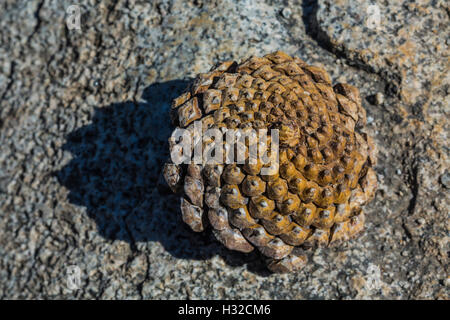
left=0, top=0, right=448, bottom=299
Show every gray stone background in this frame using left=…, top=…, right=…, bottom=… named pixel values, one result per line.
left=0, top=0, right=448, bottom=299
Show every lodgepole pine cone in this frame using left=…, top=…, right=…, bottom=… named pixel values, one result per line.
left=163, top=51, right=377, bottom=273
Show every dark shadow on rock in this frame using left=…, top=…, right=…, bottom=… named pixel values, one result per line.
left=55, top=80, right=270, bottom=276
left=301, top=0, right=379, bottom=74
left=302, top=0, right=333, bottom=52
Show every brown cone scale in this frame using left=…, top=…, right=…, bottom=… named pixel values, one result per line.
left=164, top=51, right=377, bottom=273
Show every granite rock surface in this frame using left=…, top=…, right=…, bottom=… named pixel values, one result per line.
left=0, top=0, right=448, bottom=299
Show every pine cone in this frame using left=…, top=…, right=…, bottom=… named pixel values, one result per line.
left=163, top=51, right=377, bottom=273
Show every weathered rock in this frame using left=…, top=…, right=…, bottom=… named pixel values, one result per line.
left=0, top=0, right=447, bottom=300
